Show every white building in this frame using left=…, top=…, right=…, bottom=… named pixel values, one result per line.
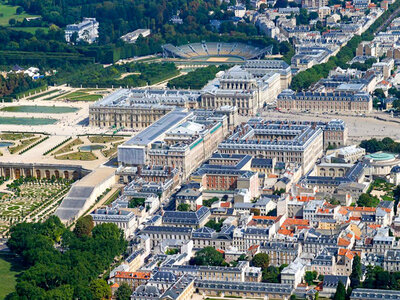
left=65, top=18, right=99, bottom=44
left=120, top=29, right=151, bottom=44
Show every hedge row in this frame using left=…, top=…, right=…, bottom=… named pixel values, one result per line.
left=43, top=137, right=72, bottom=155
left=19, top=136, right=49, bottom=155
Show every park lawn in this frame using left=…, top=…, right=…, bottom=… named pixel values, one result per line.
left=62, top=91, right=87, bottom=98
left=55, top=151, right=98, bottom=161
left=27, top=89, right=59, bottom=100
left=53, top=138, right=83, bottom=155
left=43, top=91, right=68, bottom=101
left=87, top=135, right=124, bottom=144
left=69, top=94, right=103, bottom=101
left=0, top=254, right=26, bottom=299
left=101, top=141, right=124, bottom=157
left=0, top=3, right=40, bottom=26
left=9, top=136, right=41, bottom=154
left=0, top=133, right=34, bottom=140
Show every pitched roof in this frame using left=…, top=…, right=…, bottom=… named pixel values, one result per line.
left=114, top=271, right=151, bottom=280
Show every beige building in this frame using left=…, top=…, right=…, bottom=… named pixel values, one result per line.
left=201, top=61, right=291, bottom=116
left=356, top=41, right=378, bottom=57
left=302, top=0, right=328, bottom=8
left=218, top=120, right=324, bottom=174
left=89, top=89, right=200, bottom=129
left=148, top=120, right=227, bottom=179
left=0, top=162, right=88, bottom=180
left=277, top=89, right=373, bottom=113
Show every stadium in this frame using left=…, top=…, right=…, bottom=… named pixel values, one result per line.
left=162, top=41, right=273, bottom=63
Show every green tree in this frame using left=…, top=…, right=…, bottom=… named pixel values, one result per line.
left=73, top=215, right=94, bottom=237
left=252, top=253, right=270, bottom=270
left=16, top=7, right=24, bottom=14
left=350, top=255, right=362, bottom=288
left=203, top=197, right=219, bottom=207
left=357, top=193, right=380, bottom=207
left=115, top=282, right=131, bottom=300
left=177, top=203, right=190, bottom=211
left=205, top=219, right=224, bottom=231
left=304, top=271, right=318, bottom=285
left=190, top=247, right=225, bottom=266
left=374, top=88, right=386, bottom=99
left=333, top=281, right=346, bottom=300
left=89, top=279, right=111, bottom=300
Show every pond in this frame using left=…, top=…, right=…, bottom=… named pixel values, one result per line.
left=0, top=106, right=79, bottom=114
left=0, top=117, right=57, bottom=125
left=79, top=145, right=105, bottom=151
left=0, top=142, right=13, bottom=147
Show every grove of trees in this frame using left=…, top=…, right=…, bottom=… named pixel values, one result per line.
left=167, top=65, right=229, bottom=90
left=6, top=216, right=127, bottom=299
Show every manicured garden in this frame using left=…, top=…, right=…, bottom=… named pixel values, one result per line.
left=61, top=91, right=103, bottom=101
left=53, top=138, right=84, bottom=155
left=0, top=177, right=73, bottom=235
left=55, top=151, right=98, bottom=161
left=0, top=132, right=46, bottom=154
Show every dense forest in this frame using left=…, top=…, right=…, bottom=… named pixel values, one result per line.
left=49, top=62, right=179, bottom=88
left=6, top=216, right=127, bottom=299
left=167, top=65, right=229, bottom=89
left=0, top=0, right=293, bottom=65
left=0, top=73, right=45, bottom=100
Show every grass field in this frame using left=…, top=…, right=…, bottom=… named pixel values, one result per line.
left=10, top=26, right=49, bottom=34
left=63, top=91, right=103, bottom=101
left=0, top=254, right=25, bottom=299
left=28, top=89, right=59, bottom=100
left=56, top=151, right=98, bottom=161
left=0, top=3, right=40, bottom=27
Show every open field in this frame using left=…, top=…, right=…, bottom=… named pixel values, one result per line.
left=0, top=254, right=25, bottom=299
left=0, top=3, right=39, bottom=26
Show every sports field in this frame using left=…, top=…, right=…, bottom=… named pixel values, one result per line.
left=190, top=56, right=245, bottom=63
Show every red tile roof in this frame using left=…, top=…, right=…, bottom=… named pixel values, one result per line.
left=114, top=272, right=151, bottom=280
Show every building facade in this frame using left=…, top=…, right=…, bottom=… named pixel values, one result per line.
left=277, top=89, right=373, bottom=113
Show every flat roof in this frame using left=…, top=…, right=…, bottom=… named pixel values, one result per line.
left=124, top=108, right=189, bottom=146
